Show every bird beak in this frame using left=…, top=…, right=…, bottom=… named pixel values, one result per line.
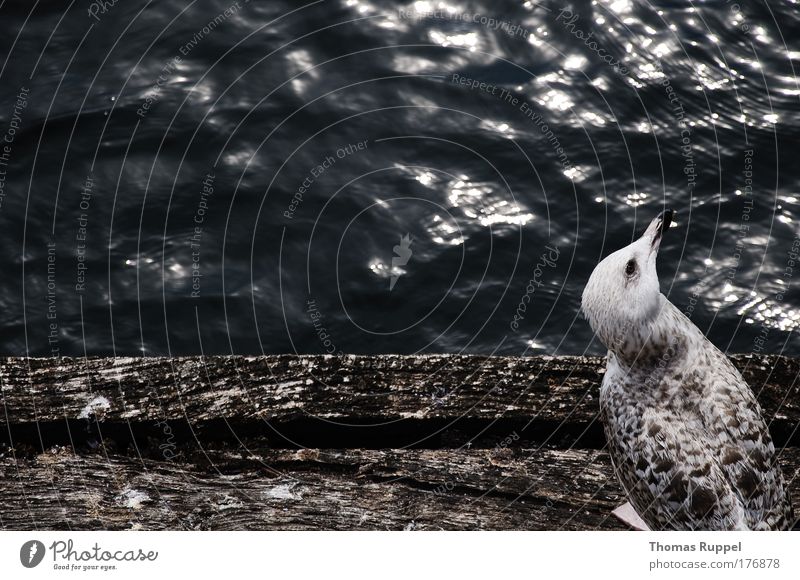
left=644, top=209, right=673, bottom=253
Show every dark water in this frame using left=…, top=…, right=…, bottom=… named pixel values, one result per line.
left=0, top=0, right=798, bottom=357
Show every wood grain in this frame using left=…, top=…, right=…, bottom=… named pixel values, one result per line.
left=1, top=354, right=797, bottom=530
left=0, top=354, right=797, bottom=425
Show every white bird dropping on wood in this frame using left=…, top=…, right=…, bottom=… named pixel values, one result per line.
left=581, top=210, right=795, bottom=530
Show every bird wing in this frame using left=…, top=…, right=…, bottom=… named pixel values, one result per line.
left=606, top=405, right=748, bottom=530
left=694, top=352, right=794, bottom=530
left=607, top=359, right=794, bottom=530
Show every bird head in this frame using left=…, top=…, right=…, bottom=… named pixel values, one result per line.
left=581, top=210, right=673, bottom=356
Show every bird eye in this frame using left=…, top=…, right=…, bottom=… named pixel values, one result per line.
left=625, top=259, right=637, bottom=277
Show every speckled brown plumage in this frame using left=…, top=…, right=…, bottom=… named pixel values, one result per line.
left=582, top=211, right=794, bottom=530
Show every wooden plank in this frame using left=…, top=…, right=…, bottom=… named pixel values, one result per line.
left=2, top=446, right=798, bottom=531
left=1, top=355, right=797, bottom=530
left=0, top=354, right=798, bottom=426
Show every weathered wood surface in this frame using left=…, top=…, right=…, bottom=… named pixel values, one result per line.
left=1, top=354, right=798, bottom=424
left=3, top=446, right=797, bottom=531
left=0, top=354, right=798, bottom=530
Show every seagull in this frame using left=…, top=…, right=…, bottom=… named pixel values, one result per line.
left=581, top=210, right=795, bottom=530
